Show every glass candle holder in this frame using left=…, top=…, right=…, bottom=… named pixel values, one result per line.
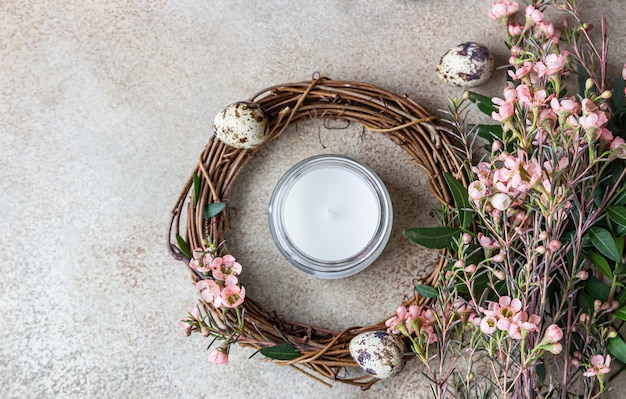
left=268, top=154, right=393, bottom=279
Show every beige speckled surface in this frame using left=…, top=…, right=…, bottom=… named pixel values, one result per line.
left=2, top=1, right=626, bottom=398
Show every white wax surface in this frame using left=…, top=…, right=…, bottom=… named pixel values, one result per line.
left=283, top=166, right=380, bottom=261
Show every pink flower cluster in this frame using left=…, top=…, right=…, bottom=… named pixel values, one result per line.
left=191, top=249, right=246, bottom=309
left=475, top=296, right=542, bottom=340
left=386, top=304, right=438, bottom=344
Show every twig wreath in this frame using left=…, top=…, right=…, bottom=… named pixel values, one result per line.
left=167, top=76, right=467, bottom=389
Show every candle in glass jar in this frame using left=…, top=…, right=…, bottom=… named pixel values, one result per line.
left=268, top=155, right=392, bottom=278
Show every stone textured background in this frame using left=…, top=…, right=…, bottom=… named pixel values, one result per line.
left=2, top=1, right=626, bottom=398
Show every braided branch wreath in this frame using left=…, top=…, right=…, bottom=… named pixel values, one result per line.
left=167, top=76, right=468, bottom=390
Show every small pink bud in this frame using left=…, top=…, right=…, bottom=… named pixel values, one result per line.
left=580, top=313, right=590, bottom=323
left=536, top=245, right=546, bottom=255
left=539, top=231, right=549, bottom=241
left=464, top=264, right=477, bottom=273
left=574, top=351, right=583, bottom=359
left=454, top=259, right=466, bottom=269
left=493, top=270, right=506, bottom=280
left=571, top=358, right=580, bottom=367
left=462, top=233, right=472, bottom=244
left=492, top=253, right=505, bottom=263
left=611, top=301, right=620, bottom=312
left=545, top=324, right=563, bottom=343
left=601, top=301, right=611, bottom=311
left=201, top=325, right=210, bottom=337
left=545, top=342, right=563, bottom=355
left=491, top=140, right=503, bottom=152
left=576, top=270, right=589, bottom=280
left=594, top=299, right=602, bottom=312
left=547, top=240, right=562, bottom=252
left=609, top=328, right=618, bottom=339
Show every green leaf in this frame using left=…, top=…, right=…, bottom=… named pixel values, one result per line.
left=193, top=173, right=201, bottom=208
left=616, top=262, right=626, bottom=276
left=577, top=292, right=594, bottom=314
left=608, top=335, right=626, bottom=364
left=175, top=233, right=192, bottom=259
left=611, top=189, right=626, bottom=206
left=588, top=227, right=621, bottom=262
left=614, top=307, right=626, bottom=322
left=260, top=343, right=302, bottom=361
left=203, top=202, right=226, bottom=219
left=404, top=226, right=462, bottom=249
left=608, top=205, right=626, bottom=227
left=584, top=277, right=610, bottom=302
left=443, top=172, right=472, bottom=229
left=415, top=284, right=438, bottom=299
left=587, top=251, right=613, bottom=279
left=473, top=124, right=503, bottom=143
left=466, top=91, right=497, bottom=116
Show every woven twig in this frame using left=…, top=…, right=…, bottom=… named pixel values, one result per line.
left=167, top=77, right=466, bottom=389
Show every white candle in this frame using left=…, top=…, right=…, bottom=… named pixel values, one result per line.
left=269, top=155, right=392, bottom=278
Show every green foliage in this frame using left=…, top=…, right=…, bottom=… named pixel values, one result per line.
left=588, top=227, right=621, bottom=262
left=176, top=233, right=192, bottom=259
left=193, top=173, right=201, bottom=208
left=203, top=202, right=226, bottom=219
left=260, top=343, right=302, bottom=361
left=466, top=91, right=497, bottom=116
left=608, top=335, right=626, bottom=364
left=443, top=172, right=473, bottom=229
left=415, top=284, right=439, bottom=299
left=404, top=226, right=462, bottom=249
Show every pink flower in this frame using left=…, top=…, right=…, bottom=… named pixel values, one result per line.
left=492, top=98, right=515, bottom=122
left=480, top=315, right=498, bottom=334
left=583, top=354, right=611, bottom=377
left=468, top=181, right=488, bottom=200
left=207, top=348, right=229, bottom=365
left=484, top=296, right=522, bottom=332
left=509, top=311, right=541, bottom=339
left=212, top=254, right=243, bottom=285
left=622, top=63, right=626, bottom=80
left=509, top=61, right=534, bottom=81
left=490, top=193, right=512, bottom=211
left=197, top=279, right=223, bottom=308
left=525, top=4, right=543, bottom=23
left=489, top=0, right=519, bottom=21
left=508, top=23, right=523, bottom=36
left=406, top=305, right=438, bottom=343
left=544, top=53, right=567, bottom=75
left=516, top=84, right=532, bottom=106
left=386, top=306, right=409, bottom=334
left=220, top=284, right=246, bottom=308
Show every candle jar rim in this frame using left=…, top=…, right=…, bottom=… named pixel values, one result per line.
left=268, top=154, right=393, bottom=279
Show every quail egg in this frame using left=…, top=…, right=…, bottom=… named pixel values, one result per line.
left=348, top=331, right=406, bottom=379
left=436, top=42, right=494, bottom=88
left=212, top=101, right=268, bottom=149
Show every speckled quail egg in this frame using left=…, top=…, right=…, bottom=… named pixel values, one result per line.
left=436, top=42, right=494, bottom=88
left=348, top=331, right=406, bottom=379
left=212, top=101, right=268, bottom=149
